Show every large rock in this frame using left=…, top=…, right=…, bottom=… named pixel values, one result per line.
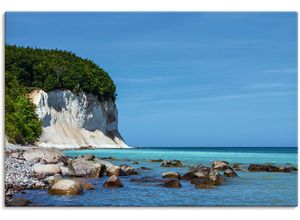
left=264, top=164, right=281, bottom=172
left=103, top=175, right=123, bottom=188
left=33, top=164, right=61, bottom=176
left=224, top=168, right=238, bottom=177
left=120, top=164, right=138, bottom=175
left=193, top=166, right=211, bottom=178
left=160, top=160, right=184, bottom=168
left=182, top=165, right=226, bottom=186
left=93, top=158, right=114, bottom=169
left=71, top=178, right=95, bottom=190
left=248, top=164, right=290, bottom=172
left=68, top=157, right=104, bottom=178
left=206, top=171, right=225, bottom=185
left=22, top=148, right=64, bottom=164
left=181, top=171, right=195, bottom=180
left=280, top=165, right=297, bottom=172
left=106, top=166, right=121, bottom=176
left=162, top=172, right=180, bottom=179
left=43, top=174, right=62, bottom=185
left=211, top=160, right=230, bottom=171
left=48, top=179, right=83, bottom=195
left=162, top=179, right=182, bottom=188
left=60, top=166, right=69, bottom=175
left=248, top=164, right=266, bottom=172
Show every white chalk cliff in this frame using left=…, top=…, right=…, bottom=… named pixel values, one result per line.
left=30, top=89, right=129, bottom=149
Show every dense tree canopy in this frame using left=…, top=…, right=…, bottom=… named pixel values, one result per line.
left=5, top=45, right=116, bottom=101
left=5, top=71, right=42, bottom=144
left=5, top=45, right=117, bottom=144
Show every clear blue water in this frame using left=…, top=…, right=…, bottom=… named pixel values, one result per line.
left=16, top=147, right=298, bottom=206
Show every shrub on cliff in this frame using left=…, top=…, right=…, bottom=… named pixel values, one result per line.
left=5, top=45, right=116, bottom=101
left=5, top=72, right=42, bottom=144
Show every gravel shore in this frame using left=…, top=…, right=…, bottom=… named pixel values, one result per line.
left=4, top=144, right=46, bottom=201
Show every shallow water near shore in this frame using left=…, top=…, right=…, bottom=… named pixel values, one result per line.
left=15, top=147, right=298, bottom=206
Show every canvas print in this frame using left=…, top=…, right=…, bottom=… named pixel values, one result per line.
left=4, top=12, right=297, bottom=207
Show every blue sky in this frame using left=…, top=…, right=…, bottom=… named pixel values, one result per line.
left=6, top=12, right=298, bottom=147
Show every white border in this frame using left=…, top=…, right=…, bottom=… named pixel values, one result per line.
left=0, top=0, right=299, bottom=220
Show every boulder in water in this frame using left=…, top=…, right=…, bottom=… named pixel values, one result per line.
left=224, top=168, right=238, bottom=177
left=43, top=174, right=62, bottom=185
left=162, top=179, right=182, bottom=188
left=103, top=175, right=124, bottom=188
left=106, top=166, right=121, bottom=176
left=248, top=164, right=285, bottom=172
left=181, top=171, right=195, bottom=180
left=48, top=179, right=83, bottom=195
left=211, top=160, right=230, bottom=171
left=68, top=157, right=104, bottom=178
left=162, top=172, right=180, bottom=179
left=248, top=164, right=266, bottom=172
left=160, top=160, right=184, bottom=168
left=71, top=178, right=95, bottom=190
left=206, top=171, right=225, bottom=185
left=120, top=164, right=138, bottom=175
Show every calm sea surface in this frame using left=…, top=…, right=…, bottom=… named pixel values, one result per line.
left=16, top=147, right=298, bottom=206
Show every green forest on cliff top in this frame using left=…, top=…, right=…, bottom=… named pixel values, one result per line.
left=5, top=45, right=117, bottom=144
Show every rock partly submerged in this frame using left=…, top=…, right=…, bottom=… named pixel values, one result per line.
left=224, top=168, right=238, bottom=177
left=48, top=179, right=83, bottom=195
left=162, top=172, right=180, bottom=179
left=103, top=175, right=124, bottom=188
left=162, top=179, right=182, bottom=188
left=70, top=178, right=95, bottom=190
left=161, top=160, right=184, bottom=168
left=248, top=164, right=297, bottom=172
left=182, top=165, right=226, bottom=189
left=106, top=166, right=121, bottom=176
left=211, top=160, right=230, bottom=171
left=120, top=164, right=139, bottom=175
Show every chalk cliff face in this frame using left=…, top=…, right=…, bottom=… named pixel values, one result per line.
left=29, top=89, right=129, bottom=149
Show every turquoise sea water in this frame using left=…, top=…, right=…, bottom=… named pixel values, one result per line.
left=17, top=147, right=298, bottom=206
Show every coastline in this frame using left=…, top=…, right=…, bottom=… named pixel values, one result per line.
left=5, top=143, right=298, bottom=206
